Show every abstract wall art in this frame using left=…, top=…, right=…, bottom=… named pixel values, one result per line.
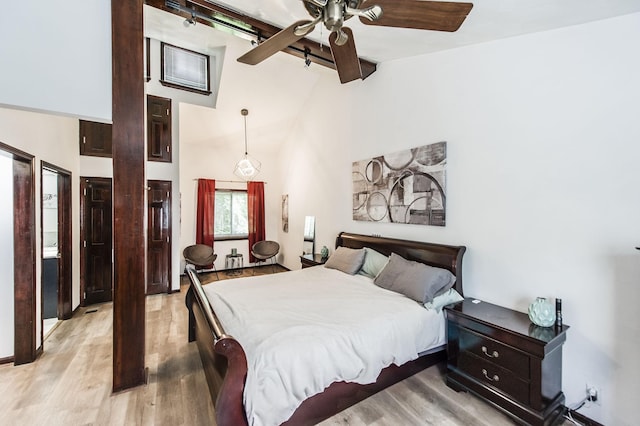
left=352, top=142, right=447, bottom=226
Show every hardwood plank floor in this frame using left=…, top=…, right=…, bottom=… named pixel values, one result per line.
left=0, top=266, right=565, bottom=425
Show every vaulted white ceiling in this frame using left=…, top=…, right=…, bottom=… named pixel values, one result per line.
left=208, top=0, right=640, bottom=62
left=145, top=1, right=640, bottom=152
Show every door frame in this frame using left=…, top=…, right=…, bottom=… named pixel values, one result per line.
left=0, top=141, right=36, bottom=365
left=40, top=162, right=73, bottom=328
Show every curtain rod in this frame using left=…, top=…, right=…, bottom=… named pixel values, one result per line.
left=193, top=179, right=267, bottom=184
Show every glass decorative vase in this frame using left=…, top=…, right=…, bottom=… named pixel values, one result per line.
left=528, top=297, right=556, bottom=328
left=320, top=245, right=329, bottom=259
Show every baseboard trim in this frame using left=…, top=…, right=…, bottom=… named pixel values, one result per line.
left=564, top=406, right=604, bottom=426
left=0, top=355, right=15, bottom=365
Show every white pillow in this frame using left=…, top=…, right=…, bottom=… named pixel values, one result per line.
left=423, top=289, right=464, bottom=313
left=358, top=247, right=389, bottom=278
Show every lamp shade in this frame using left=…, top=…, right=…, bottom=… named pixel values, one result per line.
left=233, top=108, right=260, bottom=180
left=234, top=154, right=261, bottom=180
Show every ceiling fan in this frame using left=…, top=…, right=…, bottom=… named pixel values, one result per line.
left=237, top=0, right=473, bottom=84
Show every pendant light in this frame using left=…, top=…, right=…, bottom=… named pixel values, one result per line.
left=233, top=108, right=261, bottom=180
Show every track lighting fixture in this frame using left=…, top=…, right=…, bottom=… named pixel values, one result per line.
left=184, top=10, right=196, bottom=27
left=304, top=47, right=311, bottom=68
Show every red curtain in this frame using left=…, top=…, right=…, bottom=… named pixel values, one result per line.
left=196, top=179, right=216, bottom=247
left=247, top=181, right=265, bottom=263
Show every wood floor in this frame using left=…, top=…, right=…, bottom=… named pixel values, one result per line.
left=0, top=266, right=546, bottom=425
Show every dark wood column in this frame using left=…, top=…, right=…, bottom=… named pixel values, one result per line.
left=111, top=0, right=147, bottom=392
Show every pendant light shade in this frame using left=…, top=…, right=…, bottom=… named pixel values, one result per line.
left=233, top=108, right=261, bottom=180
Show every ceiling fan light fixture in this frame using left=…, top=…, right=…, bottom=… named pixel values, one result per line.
left=233, top=109, right=261, bottom=181
left=346, top=5, right=383, bottom=22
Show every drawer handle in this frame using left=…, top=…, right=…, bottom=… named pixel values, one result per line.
left=482, top=369, right=500, bottom=382
left=481, top=346, right=499, bottom=358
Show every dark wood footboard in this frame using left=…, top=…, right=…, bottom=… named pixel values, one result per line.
left=185, top=233, right=466, bottom=426
left=185, top=265, right=249, bottom=426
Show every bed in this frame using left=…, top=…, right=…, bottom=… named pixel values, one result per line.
left=185, top=232, right=466, bottom=426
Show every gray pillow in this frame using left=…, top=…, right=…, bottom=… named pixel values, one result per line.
left=324, top=246, right=366, bottom=275
left=358, top=247, right=389, bottom=278
left=373, top=253, right=456, bottom=303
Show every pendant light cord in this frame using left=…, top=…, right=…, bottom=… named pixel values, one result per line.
left=244, top=114, right=248, bottom=155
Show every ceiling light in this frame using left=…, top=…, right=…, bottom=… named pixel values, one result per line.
left=184, top=10, right=197, bottom=27
left=233, top=109, right=261, bottom=180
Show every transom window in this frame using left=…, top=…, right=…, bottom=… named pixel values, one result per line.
left=214, top=190, right=248, bottom=240
left=160, top=42, right=211, bottom=95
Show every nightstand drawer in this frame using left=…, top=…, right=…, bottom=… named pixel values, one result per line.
left=459, top=351, right=530, bottom=405
left=459, top=328, right=530, bottom=379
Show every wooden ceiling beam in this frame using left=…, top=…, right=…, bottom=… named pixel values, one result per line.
left=144, top=0, right=377, bottom=80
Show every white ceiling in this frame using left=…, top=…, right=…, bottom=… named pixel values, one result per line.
left=208, top=0, right=640, bottom=62
left=145, top=1, right=640, bottom=152
left=145, top=5, right=334, bottom=150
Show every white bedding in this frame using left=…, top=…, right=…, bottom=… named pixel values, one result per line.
left=203, top=266, right=446, bottom=426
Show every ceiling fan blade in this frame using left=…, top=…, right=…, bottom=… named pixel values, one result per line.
left=329, top=27, right=362, bottom=84
left=359, top=0, right=473, bottom=32
left=238, top=20, right=314, bottom=65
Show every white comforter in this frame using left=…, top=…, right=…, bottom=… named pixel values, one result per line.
left=203, top=266, right=445, bottom=426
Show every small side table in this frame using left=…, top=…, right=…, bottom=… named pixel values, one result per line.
left=300, top=254, right=328, bottom=268
left=445, top=298, right=569, bottom=426
left=225, top=253, right=243, bottom=275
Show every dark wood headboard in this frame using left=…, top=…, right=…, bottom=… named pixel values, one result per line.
left=336, top=232, right=467, bottom=296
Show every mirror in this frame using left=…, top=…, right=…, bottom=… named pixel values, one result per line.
left=303, top=216, right=315, bottom=255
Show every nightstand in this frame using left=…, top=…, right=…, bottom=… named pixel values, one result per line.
left=300, top=254, right=327, bottom=268
left=444, top=299, right=569, bottom=426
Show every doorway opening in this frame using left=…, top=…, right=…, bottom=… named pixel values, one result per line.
left=40, top=162, right=72, bottom=342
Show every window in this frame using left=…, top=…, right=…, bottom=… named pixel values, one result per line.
left=160, top=42, right=211, bottom=95
left=214, top=190, right=248, bottom=240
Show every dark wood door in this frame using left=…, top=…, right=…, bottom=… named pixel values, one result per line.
left=146, top=95, right=171, bottom=162
left=147, top=180, right=171, bottom=295
left=79, top=120, right=112, bottom=158
left=80, top=177, right=113, bottom=305
left=8, top=147, right=36, bottom=365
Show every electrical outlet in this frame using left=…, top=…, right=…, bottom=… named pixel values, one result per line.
left=586, top=384, right=599, bottom=403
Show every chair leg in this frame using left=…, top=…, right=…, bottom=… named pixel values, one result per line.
left=213, top=263, right=219, bottom=280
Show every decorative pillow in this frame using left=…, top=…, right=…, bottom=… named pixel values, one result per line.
left=323, top=246, right=366, bottom=275
left=424, top=289, right=464, bottom=313
left=373, top=253, right=456, bottom=303
left=358, top=247, right=389, bottom=278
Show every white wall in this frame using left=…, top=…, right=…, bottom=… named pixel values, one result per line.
left=0, top=107, right=81, bottom=351
left=42, top=170, right=58, bottom=255
left=0, top=155, right=14, bottom=358
left=179, top=127, right=283, bottom=272
left=278, top=13, right=640, bottom=426
left=0, top=0, right=111, bottom=122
